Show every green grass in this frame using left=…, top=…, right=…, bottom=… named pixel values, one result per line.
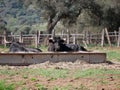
left=74, top=68, right=120, bottom=78
left=0, top=80, right=15, bottom=90
left=39, top=45, right=48, bottom=52
left=0, top=69, right=19, bottom=76
left=0, top=46, right=8, bottom=52
left=0, top=68, right=120, bottom=79
left=35, top=83, right=47, bottom=90
left=98, top=80, right=108, bottom=85
left=0, top=68, right=68, bottom=79
left=28, top=68, right=68, bottom=79
left=52, top=84, right=90, bottom=90
left=0, top=45, right=6, bottom=48
left=106, top=51, right=120, bottom=61
left=0, top=68, right=120, bottom=89
left=0, top=68, right=23, bottom=76
left=78, top=84, right=90, bottom=90
left=52, top=85, right=73, bottom=90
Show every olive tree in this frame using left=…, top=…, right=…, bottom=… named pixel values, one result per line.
left=95, top=0, right=120, bottom=31
left=20, top=0, right=102, bottom=34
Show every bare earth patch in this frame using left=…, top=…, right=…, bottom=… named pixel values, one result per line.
left=0, top=61, right=120, bottom=90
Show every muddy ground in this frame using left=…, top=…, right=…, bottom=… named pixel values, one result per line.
left=0, top=60, right=120, bottom=90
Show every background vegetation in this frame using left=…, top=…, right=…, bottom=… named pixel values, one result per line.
left=0, top=0, right=120, bottom=35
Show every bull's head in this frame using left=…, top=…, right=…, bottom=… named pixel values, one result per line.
left=53, top=37, right=65, bottom=51
left=48, top=36, right=65, bottom=51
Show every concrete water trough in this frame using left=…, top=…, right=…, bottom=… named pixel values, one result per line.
left=0, top=52, right=106, bottom=65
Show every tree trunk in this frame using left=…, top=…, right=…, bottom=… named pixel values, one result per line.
left=44, top=13, right=62, bottom=46
left=47, top=14, right=62, bottom=35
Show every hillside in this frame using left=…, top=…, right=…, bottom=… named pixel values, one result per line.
left=0, top=0, right=120, bottom=34
left=0, top=0, right=45, bottom=34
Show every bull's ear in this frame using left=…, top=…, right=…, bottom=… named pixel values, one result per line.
left=49, top=39, right=53, bottom=43
left=53, top=36, right=61, bottom=41
left=16, top=41, right=20, bottom=44
left=60, top=39, right=65, bottom=43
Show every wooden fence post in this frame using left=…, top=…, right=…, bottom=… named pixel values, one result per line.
left=3, top=30, right=7, bottom=47
left=61, top=29, right=64, bottom=38
left=35, top=31, right=39, bottom=48
left=117, top=28, right=120, bottom=47
left=67, top=29, right=70, bottom=44
left=83, top=31, right=88, bottom=47
left=83, top=40, right=88, bottom=48
left=38, top=31, right=40, bottom=44
left=88, top=31, right=91, bottom=44
left=83, top=31, right=86, bottom=44
left=105, top=28, right=112, bottom=47
left=114, top=30, right=118, bottom=43
left=52, top=29, right=55, bottom=38
left=96, top=32, right=100, bottom=45
left=73, top=34, right=76, bottom=44
left=19, top=32, right=23, bottom=43
left=10, top=32, right=13, bottom=41
left=101, top=29, right=105, bottom=47
left=86, top=31, right=89, bottom=44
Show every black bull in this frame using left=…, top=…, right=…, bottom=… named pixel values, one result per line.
left=9, top=41, right=42, bottom=52
left=48, top=37, right=87, bottom=52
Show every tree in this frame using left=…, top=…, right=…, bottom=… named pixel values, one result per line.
left=20, top=0, right=103, bottom=35
left=96, top=0, right=120, bottom=31
left=0, top=17, right=7, bottom=32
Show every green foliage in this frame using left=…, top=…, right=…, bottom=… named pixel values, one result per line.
left=95, top=0, right=120, bottom=31
left=26, top=0, right=120, bottom=33
left=0, top=17, right=7, bottom=32
left=31, top=23, right=47, bottom=32
left=0, top=0, right=42, bottom=34
left=0, top=80, right=15, bottom=90
left=35, top=84, right=47, bottom=90
left=20, top=0, right=105, bottom=34
left=30, top=78, right=37, bottom=82
left=1, top=0, right=120, bottom=34
left=22, top=75, right=28, bottom=79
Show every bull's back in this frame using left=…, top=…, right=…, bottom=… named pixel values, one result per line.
left=66, top=44, right=79, bottom=51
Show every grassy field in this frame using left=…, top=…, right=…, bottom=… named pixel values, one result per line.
left=0, top=46, right=120, bottom=90
left=0, top=67, right=120, bottom=90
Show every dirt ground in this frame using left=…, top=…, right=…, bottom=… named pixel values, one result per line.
left=28, top=60, right=120, bottom=70
left=0, top=60, right=120, bottom=90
